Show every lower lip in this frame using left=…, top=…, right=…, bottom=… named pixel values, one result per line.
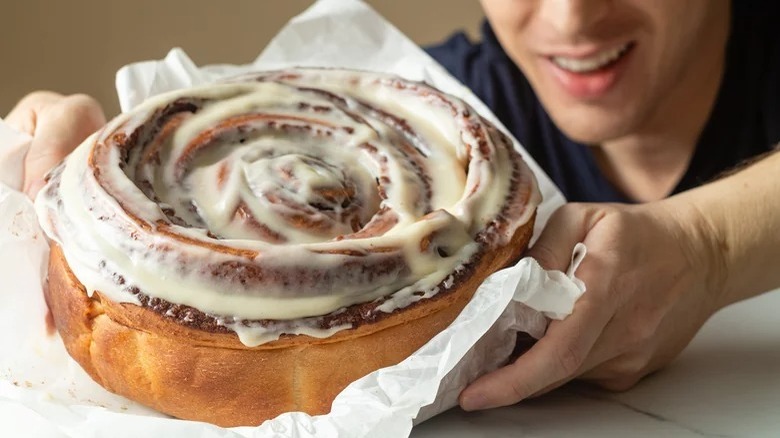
left=545, top=45, right=634, bottom=100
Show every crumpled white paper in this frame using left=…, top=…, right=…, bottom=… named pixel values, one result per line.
left=0, top=121, right=31, bottom=192
left=0, top=0, right=585, bottom=436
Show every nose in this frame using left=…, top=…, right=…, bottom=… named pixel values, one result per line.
left=538, top=0, right=611, bottom=40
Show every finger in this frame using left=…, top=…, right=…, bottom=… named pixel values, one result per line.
left=514, top=205, right=601, bottom=400
left=587, top=374, right=644, bottom=392
left=584, top=336, right=680, bottom=391
left=579, top=340, right=670, bottom=389
left=4, top=91, right=64, bottom=135
left=459, top=297, right=611, bottom=411
left=527, top=203, right=593, bottom=271
left=24, top=94, right=105, bottom=197
left=579, top=336, right=631, bottom=382
left=524, top=323, right=621, bottom=400
left=579, top=355, right=640, bottom=383
left=526, top=317, right=623, bottom=399
left=527, top=378, right=570, bottom=399
left=460, top=238, right=618, bottom=410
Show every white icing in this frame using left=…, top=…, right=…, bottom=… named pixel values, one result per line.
left=35, top=68, right=540, bottom=345
left=223, top=318, right=354, bottom=348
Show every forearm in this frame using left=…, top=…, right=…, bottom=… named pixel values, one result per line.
left=668, top=150, right=780, bottom=308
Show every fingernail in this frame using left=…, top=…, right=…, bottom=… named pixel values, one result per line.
left=459, top=390, right=488, bottom=411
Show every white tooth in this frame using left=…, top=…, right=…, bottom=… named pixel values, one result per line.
left=552, top=44, right=629, bottom=73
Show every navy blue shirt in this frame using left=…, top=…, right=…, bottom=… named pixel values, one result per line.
left=427, top=3, right=780, bottom=202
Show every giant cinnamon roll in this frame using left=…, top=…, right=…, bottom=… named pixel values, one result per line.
left=36, top=68, right=540, bottom=426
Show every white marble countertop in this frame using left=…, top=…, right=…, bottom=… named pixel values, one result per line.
left=1, top=289, right=775, bottom=437
left=412, top=289, right=780, bottom=438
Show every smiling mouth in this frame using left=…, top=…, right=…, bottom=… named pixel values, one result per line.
left=550, top=43, right=635, bottom=73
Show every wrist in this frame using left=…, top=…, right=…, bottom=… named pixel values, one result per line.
left=653, top=195, right=732, bottom=311
left=665, top=152, right=780, bottom=306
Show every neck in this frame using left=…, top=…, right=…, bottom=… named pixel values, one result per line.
left=596, top=9, right=730, bottom=202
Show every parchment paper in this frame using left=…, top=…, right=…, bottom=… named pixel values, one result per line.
left=0, top=1, right=584, bottom=436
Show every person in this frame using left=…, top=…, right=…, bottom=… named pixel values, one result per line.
left=425, top=0, right=780, bottom=411
left=4, top=0, right=780, bottom=415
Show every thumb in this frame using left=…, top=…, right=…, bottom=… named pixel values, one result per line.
left=459, top=294, right=610, bottom=410
left=459, top=204, right=611, bottom=410
left=24, top=94, right=105, bottom=198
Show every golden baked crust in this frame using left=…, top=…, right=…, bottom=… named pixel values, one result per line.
left=44, top=213, right=534, bottom=427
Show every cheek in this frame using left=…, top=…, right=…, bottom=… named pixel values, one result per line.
left=480, top=0, right=536, bottom=59
left=637, top=0, right=714, bottom=84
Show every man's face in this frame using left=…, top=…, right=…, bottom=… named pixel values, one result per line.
left=480, top=0, right=730, bottom=144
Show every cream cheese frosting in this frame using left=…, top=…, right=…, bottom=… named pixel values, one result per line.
left=35, top=68, right=540, bottom=346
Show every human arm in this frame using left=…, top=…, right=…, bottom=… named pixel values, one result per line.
left=459, top=149, right=780, bottom=410
left=687, top=150, right=780, bottom=305
left=4, top=91, right=105, bottom=198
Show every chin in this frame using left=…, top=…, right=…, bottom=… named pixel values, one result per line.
left=546, top=104, right=641, bottom=145
left=558, top=123, right=627, bottom=144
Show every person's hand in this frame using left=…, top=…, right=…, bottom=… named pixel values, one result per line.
left=459, top=200, right=727, bottom=410
left=4, top=91, right=105, bottom=198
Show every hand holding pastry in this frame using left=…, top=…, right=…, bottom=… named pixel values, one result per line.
left=460, top=200, right=724, bottom=410
left=4, top=91, right=105, bottom=198
left=461, top=150, right=780, bottom=410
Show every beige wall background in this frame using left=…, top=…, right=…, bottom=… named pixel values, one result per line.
left=0, top=0, right=483, bottom=116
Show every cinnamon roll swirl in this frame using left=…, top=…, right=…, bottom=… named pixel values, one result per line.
left=36, top=68, right=540, bottom=426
